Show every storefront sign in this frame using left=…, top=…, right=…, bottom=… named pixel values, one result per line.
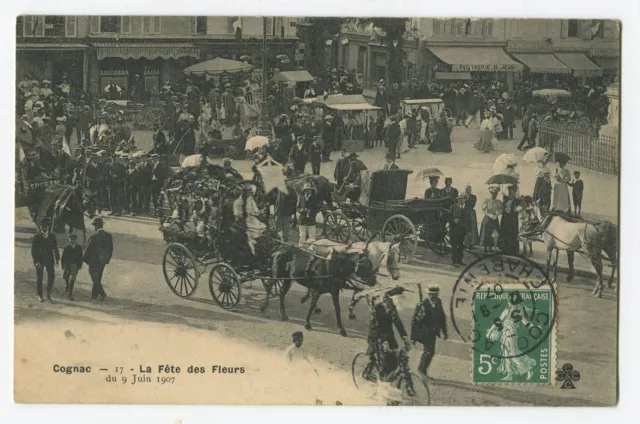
left=25, top=179, right=60, bottom=190
left=452, top=64, right=520, bottom=72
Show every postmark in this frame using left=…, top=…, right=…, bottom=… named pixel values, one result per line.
left=449, top=253, right=558, bottom=385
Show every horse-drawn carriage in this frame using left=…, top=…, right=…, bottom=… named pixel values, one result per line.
left=103, top=99, right=167, bottom=130
left=322, top=169, right=453, bottom=263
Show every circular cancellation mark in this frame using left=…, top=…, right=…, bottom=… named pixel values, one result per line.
left=449, top=253, right=558, bottom=359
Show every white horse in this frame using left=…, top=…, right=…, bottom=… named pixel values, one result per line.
left=309, top=238, right=401, bottom=319
left=520, top=199, right=617, bottom=298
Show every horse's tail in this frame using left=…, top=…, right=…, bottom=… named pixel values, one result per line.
left=272, top=247, right=291, bottom=279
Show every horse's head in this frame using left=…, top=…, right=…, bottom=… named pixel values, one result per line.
left=327, top=248, right=375, bottom=286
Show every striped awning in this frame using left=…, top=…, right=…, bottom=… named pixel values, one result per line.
left=591, top=56, right=620, bottom=71
left=17, top=43, right=89, bottom=51
left=512, top=53, right=571, bottom=75
left=93, top=42, right=199, bottom=61
left=428, top=47, right=524, bottom=72
left=554, top=53, right=603, bottom=78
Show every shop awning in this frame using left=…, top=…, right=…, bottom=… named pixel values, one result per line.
left=183, top=57, right=253, bottom=76
left=327, top=103, right=380, bottom=111
left=591, top=56, right=620, bottom=71
left=17, top=43, right=88, bottom=51
left=427, top=46, right=524, bottom=72
left=554, top=53, right=603, bottom=77
left=93, top=42, right=199, bottom=61
left=272, top=70, right=315, bottom=83
left=512, top=53, right=571, bottom=74
left=435, top=72, right=472, bottom=80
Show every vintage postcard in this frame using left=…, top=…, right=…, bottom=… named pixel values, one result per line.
left=14, top=16, right=619, bottom=406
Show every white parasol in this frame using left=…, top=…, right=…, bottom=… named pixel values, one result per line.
left=245, top=136, right=270, bottom=151
left=522, top=147, right=549, bottom=163
left=492, top=153, right=518, bottom=175
left=181, top=154, right=214, bottom=168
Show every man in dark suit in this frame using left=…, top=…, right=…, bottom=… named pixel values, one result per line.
left=441, top=177, right=459, bottom=200
left=31, top=217, right=60, bottom=302
left=83, top=217, right=113, bottom=301
left=449, top=194, right=471, bottom=267
left=297, top=183, right=321, bottom=247
left=411, top=285, right=448, bottom=378
left=385, top=115, right=402, bottom=159
left=152, top=124, right=167, bottom=155
left=368, top=292, right=410, bottom=380
left=333, top=149, right=350, bottom=187
left=289, top=139, right=308, bottom=174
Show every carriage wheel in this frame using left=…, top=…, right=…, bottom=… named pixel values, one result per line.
left=425, top=209, right=451, bottom=256
left=398, top=372, right=431, bottom=406
left=145, top=108, right=167, bottom=130
left=382, top=214, right=417, bottom=263
left=352, top=215, right=371, bottom=241
left=323, top=211, right=352, bottom=243
left=351, top=352, right=379, bottom=390
left=162, top=243, right=199, bottom=298
left=261, top=278, right=283, bottom=296
left=209, top=263, right=242, bottom=310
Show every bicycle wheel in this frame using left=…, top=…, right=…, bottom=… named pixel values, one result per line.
left=351, top=352, right=379, bottom=390
left=397, top=372, right=431, bottom=406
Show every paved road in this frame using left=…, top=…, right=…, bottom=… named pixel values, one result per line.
left=14, top=207, right=617, bottom=406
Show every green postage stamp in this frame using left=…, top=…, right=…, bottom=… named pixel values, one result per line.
left=471, top=282, right=557, bottom=385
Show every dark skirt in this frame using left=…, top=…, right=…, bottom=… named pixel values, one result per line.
left=479, top=215, right=499, bottom=247
left=498, top=212, right=519, bottom=254
left=465, top=209, right=479, bottom=246
left=428, top=129, right=452, bottom=153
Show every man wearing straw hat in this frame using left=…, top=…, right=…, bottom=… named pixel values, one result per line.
left=297, top=182, right=321, bottom=248
left=411, top=285, right=448, bottom=378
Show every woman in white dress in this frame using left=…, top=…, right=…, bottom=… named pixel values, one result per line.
left=486, top=294, right=538, bottom=381
left=397, top=113, right=410, bottom=154
left=551, top=159, right=572, bottom=212
left=474, top=112, right=495, bottom=153
left=233, top=184, right=266, bottom=256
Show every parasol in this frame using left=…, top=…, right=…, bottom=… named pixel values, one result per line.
left=522, top=147, right=549, bottom=163
left=414, top=168, right=444, bottom=181
left=492, top=153, right=518, bottom=175
left=239, top=55, right=252, bottom=62
left=245, top=136, right=269, bottom=151
left=181, top=154, right=214, bottom=168
left=486, top=174, right=519, bottom=185
left=183, top=57, right=253, bottom=76
left=544, top=152, right=571, bottom=164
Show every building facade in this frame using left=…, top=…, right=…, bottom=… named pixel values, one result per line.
left=334, top=18, right=620, bottom=89
left=16, top=16, right=300, bottom=97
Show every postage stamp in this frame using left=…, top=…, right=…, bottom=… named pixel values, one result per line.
left=449, top=253, right=558, bottom=385
left=471, top=282, right=556, bottom=384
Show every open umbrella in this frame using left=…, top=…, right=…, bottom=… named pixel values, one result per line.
left=239, top=55, right=252, bottom=62
left=492, top=153, right=518, bottom=175
left=245, top=136, right=269, bottom=151
left=544, top=152, right=571, bottom=164
left=414, top=168, right=444, bottom=181
left=486, top=174, right=519, bottom=185
left=181, top=154, right=214, bottom=168
left=522, top=147, right=548, bottom=163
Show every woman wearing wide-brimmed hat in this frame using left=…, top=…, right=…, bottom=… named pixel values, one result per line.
left=551, top=157, right=572, bottom=213
left=479, top=185, right=503, bottom=254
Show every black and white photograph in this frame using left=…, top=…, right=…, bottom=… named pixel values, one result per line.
left=12, top=12, right=622, bottom=408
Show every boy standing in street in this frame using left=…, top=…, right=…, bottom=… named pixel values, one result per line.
left=569, top=171, right=584, bottom=216
left=61, top=234, right=83, bottom=301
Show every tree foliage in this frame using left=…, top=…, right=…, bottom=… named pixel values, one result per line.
left=353, top=18, right=410, bottom=84
left=297, top=18, right=347, bottom=76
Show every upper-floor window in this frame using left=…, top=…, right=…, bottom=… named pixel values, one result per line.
left=22, top=16, right=77, bottom=37
left=434, top=18, right=492, bottom=37
left=142, top=16, right=162, bottom=35
left=190, top=16, right=207, bottom=34
left=568, top=19, right=579, bottom=37
left=91, top=16, right=131, bottom=34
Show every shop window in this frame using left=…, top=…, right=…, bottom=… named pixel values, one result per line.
left=357, top=46, right=366, bottom=74
left=454, top=19, right=465, bottom=36
left=592, top=20, right=605, bottom=39
left=567, top=20, right=579, bottom=37
left=121, top=16, right=131, bottom=34
left=142, top=16, right=162, bottom=35
left=190, top=16, right=207, bottom=34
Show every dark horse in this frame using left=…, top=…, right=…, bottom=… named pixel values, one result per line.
left=283, top=164, right=336, bottom=211
left=264, top=246, right=375, bottom=336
